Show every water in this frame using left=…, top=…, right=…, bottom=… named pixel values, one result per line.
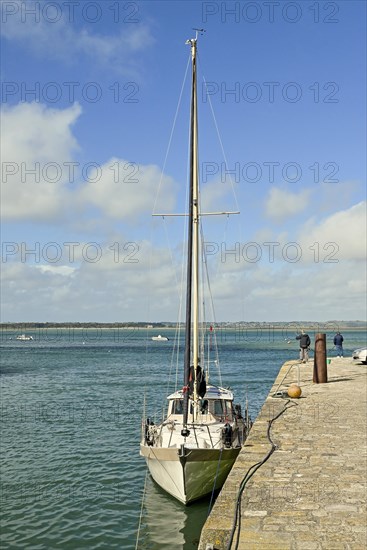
left=1, top=327, right=365, bottom=549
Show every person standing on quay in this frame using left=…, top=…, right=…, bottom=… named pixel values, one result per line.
left=333, top=332, right=344, bottom=357
left=296, top=330, right=311, bottom=363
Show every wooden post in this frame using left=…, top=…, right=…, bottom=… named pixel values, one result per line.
left=313, top=333, right=328, bottom=383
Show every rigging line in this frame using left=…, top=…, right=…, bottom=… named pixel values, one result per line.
left=201, top=74, right=241, bottom=214
left=162, top=218, right=185, bottom=300
left=164, top=149, right=190, bottom=395
left=171, top=101, right=193, bottom=391
left=156, top=128, right=192, bottom=405
left=212, top=211, right=230, bottom=284
left=135, top=469, right=148, bottom=550
left=158, top=64, right=192, bottom=398
left=145, top=207, right=156, bottom=389
left=162, top=324, right=177, bottom=402
left=203, top=69, right=246, bottom=323
left=152, top=54, right=191, bottom=215
left=165, top=63, right=193, bottom=393
left=200, top=222, right=222, bottom=387
left=166, top=308, right=184, bottom=396
left=199, top=223, right=207, bottom=364
left=160, top=219, right=182, bottom=396
left=174, top=321, right=182, bottom=391
left=201, top=63, right=245, bottom=322
left=199, top=223, right=211, bottom=378
left=201, top=73, right=246, bottom=323
left=170, top=320, right=180, bottom=392
left=162, top=224, right=187, bottom=388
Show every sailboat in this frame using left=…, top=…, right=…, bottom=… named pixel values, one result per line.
left=140, top=31, right=251, bottom=505
left=151, top=334, right=169, bottom=341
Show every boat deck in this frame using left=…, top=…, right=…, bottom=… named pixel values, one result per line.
left=199, top=356, right=367, bottom=549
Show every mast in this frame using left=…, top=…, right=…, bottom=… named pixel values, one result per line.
left=182, top=30, right=203, bottom=436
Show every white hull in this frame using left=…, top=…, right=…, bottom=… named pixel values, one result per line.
left=140, top=385, right=248, bottom=504
left=140, top=443, right=240, bottom=504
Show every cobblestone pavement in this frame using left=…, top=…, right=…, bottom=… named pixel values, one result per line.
left=199, top=357, right=367, bottom=550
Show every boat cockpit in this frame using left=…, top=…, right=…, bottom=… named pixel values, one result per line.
left=168, top=397, right=234, bottom=423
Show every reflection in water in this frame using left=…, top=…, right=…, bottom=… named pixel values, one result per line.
left=138, top=476, right=209, bottom=549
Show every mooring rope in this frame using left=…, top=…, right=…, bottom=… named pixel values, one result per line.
left=135, top=469, right=148, bottom=550
left=208, top=446, right=224, bottom=515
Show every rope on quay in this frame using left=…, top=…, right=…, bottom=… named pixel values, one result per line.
left=226, top=399, right=298, bottom=550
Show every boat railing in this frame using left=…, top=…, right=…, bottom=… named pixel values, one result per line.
left=205, top=424, right=214, bottom=448
left=192, top=425, right=199, bottom=448
left=167, top=422, right=175, bottom=447
left=158, top=422, right=166, bottom=445
left=156, top=419, right=240, bottom=450
left=187, top=423, right=222, bottom=449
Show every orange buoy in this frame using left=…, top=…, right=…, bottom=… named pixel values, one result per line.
left=287, top=384, right=302, bottom=398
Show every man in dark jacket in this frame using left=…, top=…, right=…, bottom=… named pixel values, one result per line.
left=296, top=330, right=311, bottom=363
left=333, top=332, right=344, bottom=357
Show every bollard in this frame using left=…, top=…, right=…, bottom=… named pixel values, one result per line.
left=313, top=333, right=328, bottom=383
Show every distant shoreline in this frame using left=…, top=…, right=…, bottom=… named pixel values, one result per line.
left=1, top=322, right=366, bottom=331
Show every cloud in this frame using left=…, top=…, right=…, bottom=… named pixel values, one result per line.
left=1, top=101, right=81, bottom=222
left=298, top=201, right=366, bottom=262
left=0, top=239, right=183, bottom=322
left=1, top=0, right=154, bottom=74
left=1, top=102, right=179, bottom=225
left=35, top=265, right=76, bottom=277
left=77, top=158, right=178, bottom=224
left=200, top=178, right=239, bottom=213
left=1, top=228, right=366, bottom=322
left=1, top=101, right=81, bottom=163
left=265, top=187, right=311, bottom=223
left=203, top=259, right=366, bottom=322
left=313, top=180, right=360, bottom=215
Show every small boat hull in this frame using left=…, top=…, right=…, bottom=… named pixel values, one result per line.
left=16, top=335, right=33, bottom=341
left=140, top=444, right=240, bottom=504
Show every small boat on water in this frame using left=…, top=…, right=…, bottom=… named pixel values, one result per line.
left=16, top=334, right=33, bottom=341
left=152, top=335, right=169, bottom=342
left=140, top=31, right=251, bottom=504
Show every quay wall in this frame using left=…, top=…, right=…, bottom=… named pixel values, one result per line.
left=198, top=356, right=367, bottom=549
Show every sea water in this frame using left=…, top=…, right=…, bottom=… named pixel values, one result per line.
left=1, top=327, right=365, bottom=549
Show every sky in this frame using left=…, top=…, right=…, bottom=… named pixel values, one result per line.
left=1, top=0, right=366, bottom=323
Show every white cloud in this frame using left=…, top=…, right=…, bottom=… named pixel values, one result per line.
left=298, top=201, right=366, bottom=262
left=200, top=179, right=239, bottom=213
left=1, top=102, right=179, bottom=226
left=0, top=239, right=184, bottom=321
left=1, top=229, right=366, bottom=322
left=203, top=259, right=366, bottom=322
left=78, top=158, right=178, bottom=223
left=35, top=265, right=76, bottom=277
left=265, top=187, right=311, bottom=223
left=313, top=180, right=360, bottom=215
left=1, top=1, right=153, bottom=74
left=1, top=101, right=81, bottom=163
left=1, top=101, right=81, bottom=221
